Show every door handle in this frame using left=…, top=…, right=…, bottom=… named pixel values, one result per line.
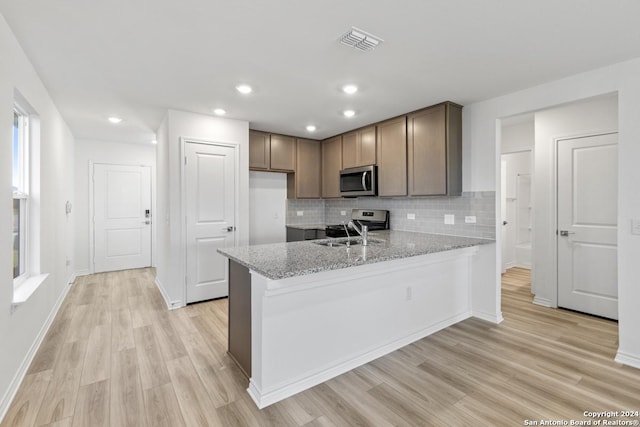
left=559, top=230, right=575, bottom=236
left=361, top=171, right=368, bottom=191
left=223, top=226, right=235, bottom=232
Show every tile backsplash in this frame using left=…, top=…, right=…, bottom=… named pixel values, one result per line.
left=286, top=199, right=325, bottom=225
left=287, top=192, right=496, bottom=239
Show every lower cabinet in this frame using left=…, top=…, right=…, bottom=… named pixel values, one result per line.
left=286, top=227, right=326, bottom=242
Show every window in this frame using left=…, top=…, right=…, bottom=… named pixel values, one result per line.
left=13, top=107, right=29, bottom=284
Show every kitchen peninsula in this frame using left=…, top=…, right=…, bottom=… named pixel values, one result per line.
left=218, top=231, right=493, bottom=408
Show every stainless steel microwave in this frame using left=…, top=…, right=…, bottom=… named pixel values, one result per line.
left=340, top=165, right=377, bottom=197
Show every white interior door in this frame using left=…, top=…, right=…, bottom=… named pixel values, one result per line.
left=185, top=141, right=236, bottom=303
left=94, top=164, right=152, bottom=273
left=557, top=133, right=618, bottom=319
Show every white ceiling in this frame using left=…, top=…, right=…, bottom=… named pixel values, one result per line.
left=2, top=0, right=640, bottom=143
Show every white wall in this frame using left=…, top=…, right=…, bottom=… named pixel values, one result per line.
left=155, top=110, right=249, bottom=308
left=74, top=138, right=156, bottom=275
left=502, top=119, right=534, bottom=153
left=249, top=172, right=286, bottom=245
left=463, top=58, right=640, bottom=368
left=0, top=15, right=75, bottom=418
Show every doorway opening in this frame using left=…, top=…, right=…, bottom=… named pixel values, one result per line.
left=498, top=93, right=619, bottom=321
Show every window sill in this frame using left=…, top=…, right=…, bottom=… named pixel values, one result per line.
left=12, top=273, right=49, bottom=309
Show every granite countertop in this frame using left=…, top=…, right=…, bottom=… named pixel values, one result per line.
left=218, top=230, right=494, bottom=280
left=285, top=224, right=327, bottom=230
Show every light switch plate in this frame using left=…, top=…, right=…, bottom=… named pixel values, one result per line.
left=297, top=211, right=304, bottom=216
left=632, top=219, right=640, bottom=235
left=444, top=214, right=455, bottom=225
left=465, top=216, right=477, bottom=224
left=407, top=213, right=416, bottom=220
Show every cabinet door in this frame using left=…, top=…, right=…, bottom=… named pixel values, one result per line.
left=249, top=130, right=270, bottom=170
left=322, top=136, right=342, bottom=198
left=270, top=134, right=296, bottom=171
left=359, top=126, right=376, bottom=166
left=407, top=102, right=462, bottom=196
left=292, top=138, right=321, bottom=198
left=342, top=127, right=376, bottom=169
left=342, top=131, right=358, bottom=169
left=377, top=116, right=407, bottom=197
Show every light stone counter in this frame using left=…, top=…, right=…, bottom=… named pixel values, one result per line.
left=284, top=223, right=326, bottom=230
left=218, top=230, right=492, bottom=280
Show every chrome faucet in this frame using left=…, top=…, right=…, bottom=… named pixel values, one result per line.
left=348, top=221, right=368, bottom=246
left=341, top=221, right=351, bottom=247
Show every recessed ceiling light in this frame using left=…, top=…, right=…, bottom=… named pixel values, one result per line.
left=236, top=84, right=252, bottom=94
left=306, top=125, right=316, bottom=132
left=108, top=116, right=122, bottom=124
left=343, top=110, right=355, bottom=118
left=151, top=140, right=157, bottom=145
left=342, top=85, right=358, bottom=95
left=213, top=108, right=226, bottom=115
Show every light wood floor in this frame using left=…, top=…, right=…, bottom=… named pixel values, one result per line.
left=3, top=267, right=639, bottom=426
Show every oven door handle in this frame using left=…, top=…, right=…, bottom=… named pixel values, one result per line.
left=362, top=171, right=368, bottom=191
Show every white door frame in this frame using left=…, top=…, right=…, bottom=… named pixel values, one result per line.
left=548, top=131, right=618, bottom=308
left=180, top=137, right=241, bottom=305
left=89, top=161, right=155, bottom=274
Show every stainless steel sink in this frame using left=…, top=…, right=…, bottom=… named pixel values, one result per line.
left=313, top=239, right=382, bottom=248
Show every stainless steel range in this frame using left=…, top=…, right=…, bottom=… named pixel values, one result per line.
left=325, top=209, right=389, bottom=238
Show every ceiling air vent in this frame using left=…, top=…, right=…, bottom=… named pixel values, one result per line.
left=339, top=27, right=383, bottom=52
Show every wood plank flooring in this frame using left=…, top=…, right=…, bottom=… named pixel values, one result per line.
left=3, top=267, right=639, bottom=426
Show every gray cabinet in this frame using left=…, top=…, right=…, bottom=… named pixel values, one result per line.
left=249, top=130, right=270, bottom=170
left=322, top=136, right=342, bottom=198
left=407, top=102, right=462, bottom=196
left=249, top=130, right=296, bottom=172
left=342, top=125, right=376, bottom=169
left=287, top=138, right=321, bottom=199
left=377, top=116, right=407, bottom=197
left=286, top=227, right=326, bottom=242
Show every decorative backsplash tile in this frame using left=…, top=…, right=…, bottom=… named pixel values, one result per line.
left=287, top=192, right=496, bottom=239
left=286, top=199, right=325, bottom=225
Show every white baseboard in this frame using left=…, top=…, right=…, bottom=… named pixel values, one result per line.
left=74, top=269, right=90, bottom=277
left=67, top=272, right=77, bottom=285
left=0, top=280, right=72, bottom=423
left=615, top=350, right=640, bottom=370
left=533, top=296, right=553, bottom=307
left=473, top=309, right=504, bottom=324
left=154, top=277, right=183, bottom=310
left=247, top=311, right=472, bottom=409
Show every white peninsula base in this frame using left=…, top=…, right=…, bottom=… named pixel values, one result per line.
left=245, top=246, right=479, bottom=409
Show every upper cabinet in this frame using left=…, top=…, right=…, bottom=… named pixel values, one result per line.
left=270, top=134, right=296, bottom=171
left=342, top=125, right=376, bottom=169
left=377, top=116, right=407, bottom=197
left=251, top=100, right=462, bottom=199
left=322, top=136, right=342, bottom=198
left=249, top=130, right=270, bottom=170
left=249, top=130, right=295, bottom=172
left=288, top=138, right=322, bottom=199
left=407, top=102, right=462, bottom=196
